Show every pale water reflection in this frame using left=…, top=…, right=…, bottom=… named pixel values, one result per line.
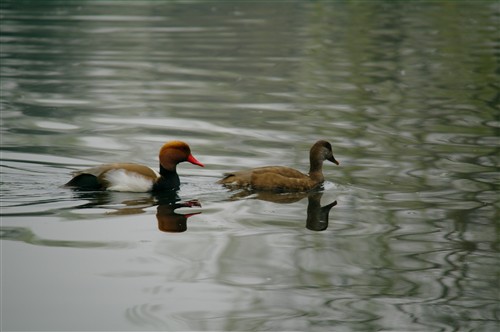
left=1, top=1, right=499, bottom=331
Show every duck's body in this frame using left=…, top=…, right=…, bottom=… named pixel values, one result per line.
left=66, top=141, right=203, bottom=192
left=220, top=166, right=321, bottom=192
left=219, top=140, right=338, bottom=192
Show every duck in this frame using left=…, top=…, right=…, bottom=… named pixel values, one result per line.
left=218, top=140, right=339, bottom=192
left=65, top=140, right=204, bottom=192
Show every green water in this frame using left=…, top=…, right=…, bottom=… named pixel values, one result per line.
left=1, top=1, right=499, bottom=331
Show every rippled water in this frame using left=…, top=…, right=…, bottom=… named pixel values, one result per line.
left=1, top=1, right=499, bottom=331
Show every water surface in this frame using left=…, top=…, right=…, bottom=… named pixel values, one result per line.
left=1, top=1, right=499, bottom=331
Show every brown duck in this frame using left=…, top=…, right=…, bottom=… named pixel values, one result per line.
left=219, top=140, right=339, bottom=192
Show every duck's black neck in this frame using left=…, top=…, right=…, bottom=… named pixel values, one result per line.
left=153, top=164, right=180, bottom=192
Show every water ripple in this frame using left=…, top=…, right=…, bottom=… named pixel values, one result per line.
left=1, top=1, right=499, bottom=331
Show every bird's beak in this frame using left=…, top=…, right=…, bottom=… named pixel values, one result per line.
left=187, top=154, right=204, bottom=167
left=328, top=156, right=339, bottom=165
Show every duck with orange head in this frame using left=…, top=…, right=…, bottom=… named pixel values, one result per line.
left=66, top=141, right=204, bottom=192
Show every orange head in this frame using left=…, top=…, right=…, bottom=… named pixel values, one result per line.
left=159, top=141, right=204, bottom=171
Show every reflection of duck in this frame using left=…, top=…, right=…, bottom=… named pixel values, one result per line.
left=66, top=141, right=204, bottom=192
left=155, top=193, right=201, bottom=233
left=219, top=140, right=338, bottom=192
left=70, top=191, right=202, bottom=233
left=227, top=190, right=337, bottom=231
left=71, top=190, right=155, bottom=213
left=306, top=192, right=337, bottom=231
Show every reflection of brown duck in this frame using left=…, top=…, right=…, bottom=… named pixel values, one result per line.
left=226, top=190, right=337, bottom=231
left=219, top=140, right=339, bottom=192
left=306, top=192, right=337, bottom=231
left=65, top=141, right=204, bottom=192
left=227, top=189, right=310, bottom=203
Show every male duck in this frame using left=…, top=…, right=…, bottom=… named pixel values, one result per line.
left=66, top=140, right=204, bottom=192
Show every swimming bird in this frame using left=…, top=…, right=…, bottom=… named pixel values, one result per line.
left=218, top=140, right=338, bottom=192
left=66, top=140, right=204, bottom=192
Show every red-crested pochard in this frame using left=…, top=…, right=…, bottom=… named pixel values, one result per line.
left=66, top=141, right=204, bottom=192
left=219, top=140, right=339, bottom=192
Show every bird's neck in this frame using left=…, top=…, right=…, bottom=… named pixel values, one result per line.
left=153, top=164, right=180, bottom=191
left=309, top=158, right=324, bottom=182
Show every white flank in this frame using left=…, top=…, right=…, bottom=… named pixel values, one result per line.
left=104, top=169, right=155, bottom=192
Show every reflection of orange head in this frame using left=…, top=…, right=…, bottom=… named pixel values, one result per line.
left=159, top=141, right=204, bottom=171
left=156, top=204, right=201, bottom=233
left=156, top=204, right=188, bottom=232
